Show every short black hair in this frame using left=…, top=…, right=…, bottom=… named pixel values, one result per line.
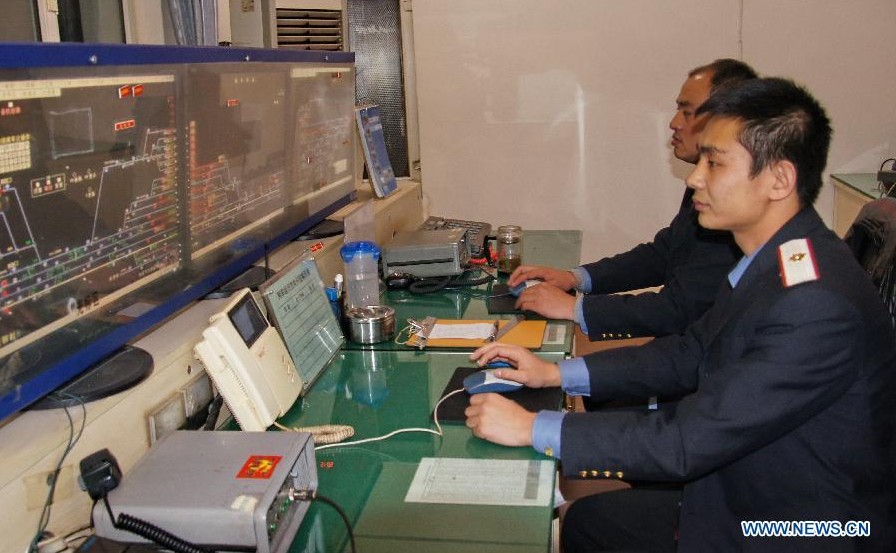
left=689, top=58, right=758, bottom=93
left=696, top=77, right=832, bottom=206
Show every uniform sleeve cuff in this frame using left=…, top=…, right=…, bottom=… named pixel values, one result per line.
left=532, top=410, right=565, bottom=459
left=559, top=358, right=591, bottom=396
left=574, top=293, right=589, bottom=334
left=572, top=267, right=592, bottom=293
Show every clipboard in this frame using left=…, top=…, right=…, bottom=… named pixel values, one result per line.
left=407, top=318, right=547, bottom=349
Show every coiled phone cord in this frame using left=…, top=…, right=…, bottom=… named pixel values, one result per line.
left=272, top=422, right=355, bottom=444
left=274, top=388, right=465, bottom=451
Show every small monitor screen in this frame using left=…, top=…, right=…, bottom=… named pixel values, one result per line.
left=227, top=293, right=268, bottom=348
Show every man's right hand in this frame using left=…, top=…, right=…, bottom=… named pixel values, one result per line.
left=469, top=343, right=562, bottom=389
left=508, top=265, right=577, bottom=291
left=515, top=283, right=576, bottom=321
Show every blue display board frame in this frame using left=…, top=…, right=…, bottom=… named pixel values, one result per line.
left=0, top=42, right=356, bottom=422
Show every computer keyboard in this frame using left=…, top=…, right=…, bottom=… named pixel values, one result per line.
left=419, top=216, right=492, bottom=257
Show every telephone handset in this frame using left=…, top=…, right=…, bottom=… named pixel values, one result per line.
left=194, top=288, right=303, bottom=431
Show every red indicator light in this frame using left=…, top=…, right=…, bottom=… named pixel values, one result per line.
left=114, top=119, right=136, bottom=131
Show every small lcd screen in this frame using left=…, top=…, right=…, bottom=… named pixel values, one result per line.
left=227, top=293, right=268, bottom=348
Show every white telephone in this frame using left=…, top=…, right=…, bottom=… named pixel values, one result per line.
left=194, top=288, right=303, bottom=431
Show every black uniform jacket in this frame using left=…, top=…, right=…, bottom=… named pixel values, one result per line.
left=580, top=188, right=741, bottom=339
left=563, top=207, right=896, bottom=552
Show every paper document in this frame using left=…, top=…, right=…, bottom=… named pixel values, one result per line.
left=405, top=457, right=554, bottom=507
left=428, top=323, right=496, bottom=340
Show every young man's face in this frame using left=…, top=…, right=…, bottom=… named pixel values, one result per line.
left=686, top=117, right=776, bottom=252
left=669, top=72, right=713, bottom=164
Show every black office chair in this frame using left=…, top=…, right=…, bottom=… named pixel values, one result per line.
left=843, top=197, right=896, bottom=327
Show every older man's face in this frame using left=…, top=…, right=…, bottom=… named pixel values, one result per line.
left=669, top=72, right=713, bottom=164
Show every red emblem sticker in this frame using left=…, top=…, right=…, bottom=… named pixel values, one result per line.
left=236, top=455, right=282, bottom=479
left=310, top=241, right=324, bottom=253
left=227, top=99, right=240, bottom=107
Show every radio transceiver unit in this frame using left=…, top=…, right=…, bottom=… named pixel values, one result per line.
left=92, top=431, right=316, bottom=553
left=382, top=228, right=471, bottom=278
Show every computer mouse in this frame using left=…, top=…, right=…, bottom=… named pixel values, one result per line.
left=385, top=272, right=416, bottom=290
left=510, top=279, right=541, bottom=297
left=463, top=368, right=524, bottom=394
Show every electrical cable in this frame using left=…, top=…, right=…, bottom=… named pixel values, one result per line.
left=313, top=388, right=465, bottom=452
left=878, top=158, right=896, bottom=197
left=446, top=272, right=495, bottom=289
left=408, top=275, right=451, bottom=294
left=315, top=494, right=357, bottom=553
left=29, top=392, right=87, bottom=553
left=202, top=395, right=224, bottom=431
left=408, top=268, right=495, bottom=295
left=102, top=497, right=212, bottom=553
left=292, top=490, right=356, bottom=553
left=282, top=389, right=466, bottom=553
left=62, top=526, right=93, bottom=549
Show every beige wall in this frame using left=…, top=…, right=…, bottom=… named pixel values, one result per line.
left=411, top=0, right=896, bottom=263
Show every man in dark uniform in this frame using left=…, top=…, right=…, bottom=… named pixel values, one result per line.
left=509, top=59, right=756, bottom=340
left=466, top=78, right=896, bottom=552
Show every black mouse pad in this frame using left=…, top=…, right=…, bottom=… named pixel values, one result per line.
left=433, top=366, right=564, bottom=423
left=486, top=284, right=522, bottom=314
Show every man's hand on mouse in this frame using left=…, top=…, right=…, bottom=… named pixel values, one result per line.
left=465, top=393, right=536, bottom=446
left=470, top=343, right=562, bottom=388
left=508, top=265, right=577, bottom=290
left=515, top=283, right=576, bottom=321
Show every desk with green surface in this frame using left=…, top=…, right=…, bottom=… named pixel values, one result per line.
left=282, top=229, right=582, bottom=552
left=347, top=230, right=583, bottom=354
left=283, top=351, right=566, bottom=552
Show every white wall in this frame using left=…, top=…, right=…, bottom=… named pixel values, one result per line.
left=411, top=0, right=896, bottom=263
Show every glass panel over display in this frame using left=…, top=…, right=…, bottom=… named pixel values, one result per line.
left=0, top=44, right=356, bottom=422
left=187, top=65, right=289, bottom=258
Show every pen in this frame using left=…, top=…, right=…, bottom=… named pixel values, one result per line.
left=334, top=273, right=343, bottom=299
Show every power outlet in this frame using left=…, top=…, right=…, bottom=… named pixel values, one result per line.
left=148, top=394, right=186, bottom=444
left=181, top=372, right=213, bottom=418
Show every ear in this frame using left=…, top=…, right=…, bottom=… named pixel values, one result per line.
left=767, top=159, right=798, bottom=202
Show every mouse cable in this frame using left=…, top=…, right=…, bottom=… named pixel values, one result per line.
left=291, top=490, right=356, bottom=553
left=272, top=422, right=355, bottom=444
left=312, top=388, right=466, bottom=452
